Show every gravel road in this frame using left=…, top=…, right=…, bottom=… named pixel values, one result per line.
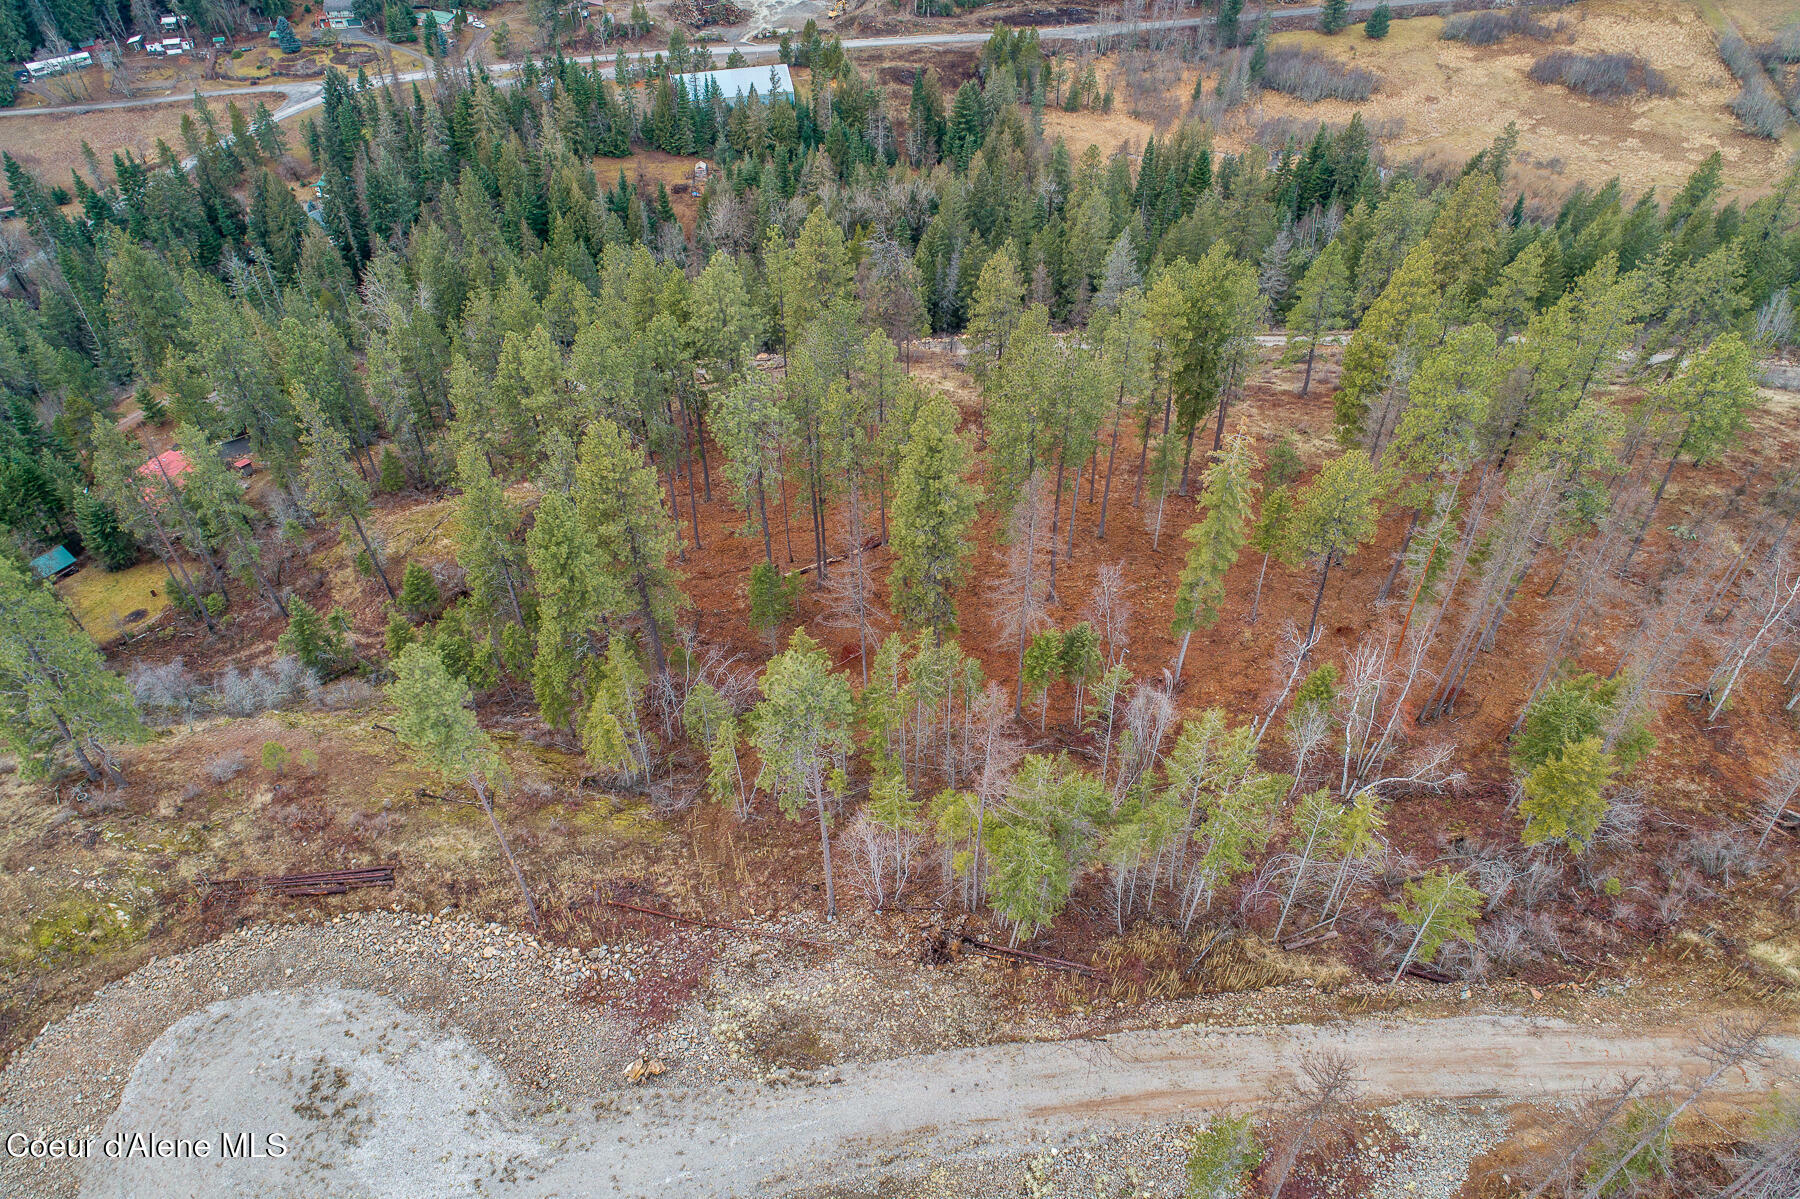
left=3, top=913, right=1794, bottom=1198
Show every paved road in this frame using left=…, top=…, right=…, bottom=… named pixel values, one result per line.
left=1, top=0, right=1444, bottom=124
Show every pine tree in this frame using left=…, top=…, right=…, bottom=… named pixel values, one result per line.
left=713, top=371, right=794, bottom=564
left=581, top=635, right=654, bottom=779
left=750, top=629, right=855, bottom=920
left=889, top=391, right=982, bottom=636
left=177, top=421, right=286, bottom=615
left=378, top=448, right=407, bottom=493
left=1336, top=244, right=1441, bottom=444
left=391, top=643, right=538, bottom=925
left=275, top=16, right=302, bottom=52
left=574, top=415, right=684, bottom=675
left=1387, top=868, right=1483, bottom=988
left=1623, top=332, right=1760, bottom=569
left=295, top=385, right=395, bottom=600
left=1286, top=451, right=1387, bottom=645
left=73, top=493, right=138, bottom=572
left=1288, top=242, right=1348, bottom=397
left=276, top=594, right=353, bottom=676
left=1364, top=2, right=1390, bottom=38
left=965, top=248, right=1026, bottom=382
left=526, top=489, right=605, bottom=731
left=452, top=446, right=528, bottom=631
left=0, top=558, right=142, bottom=782
left=1520, top=736, right=1616, bottom=854
left=1320, top=0, right=1349, bottom=34
left=1247, top=484, right=1293, bottom=625
left=400, top=561, right=442, bottom=620
left=1171, top=433, right=1259, bottom=683
left=747, top=560, right=801, bottom=646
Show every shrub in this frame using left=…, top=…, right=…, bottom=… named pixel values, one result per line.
left=1733, top=77, right=1791, bottom=138
left=1260, top=47, right=1379, bottom=102
left=206, top=750, right=247, bottom=783
left=1441, top=7, right=1557, bottom=46
left=129, top=658, right=202, bottom=721
left=1528, top=51, right=1674, bottom=101
left=261, top=741, right=290, bottom=774
left=216, top=656, right=320, bottom=717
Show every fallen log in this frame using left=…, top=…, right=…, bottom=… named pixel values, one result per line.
left=955, top=934, right=1105, bottom=980
left=596, top=895, right=833, bottom=951
left=1281, top=928, right=1340, bottom=952
left=1404, top=962, right=1456, bottom=984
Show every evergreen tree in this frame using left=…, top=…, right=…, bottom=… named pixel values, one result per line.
left=747, top=560, right=801, bottom=645
left=176, top=421, right=286, bottom=615
left=1364, top=2, right=1390, bottom=38
left=1520, top=736, right=1616, bottom=854
left=275, top=16, right=302, bottom=53
left=294, top=385, right=395, bottom=600
left=1320, top=0, right=1349, bottom=34
left=453, top=445, right=528, bottom=631
left=400, top=560, right=442, bottom=620
left=391, top=642, right=539, bottom=924
left=1171, top=433, right=1258, bottom=683
left=1623, top=332, right=1760, bottom=568
left=1287, top=242, right=1348, bottom=397
left=889, top=391, right=982, bottom=637
left=750, top=629, right=855, bottom=920
left=574, top=415, right=684, bottom=675
left=526, top=489, right=604, bottom=732
left=73, top=493, right=138, bottom=572
left=1335, top=244, right=1441, bottom=444
left=0, top=558, right=142, bottom=782
left=1387, top=868, right=1482, bottom=988
left=1285, top=451, right=1387, bottom=645
left=276, top=594, right=353, bottom=676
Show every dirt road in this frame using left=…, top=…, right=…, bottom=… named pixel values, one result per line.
left=59, top=984, right=1799, bottom=1198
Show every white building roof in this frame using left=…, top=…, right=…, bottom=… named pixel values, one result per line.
left=673, top=63, right=792, bottom=105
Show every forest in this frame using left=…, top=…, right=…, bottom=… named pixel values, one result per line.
left=1, top=15, right=1799, bottom=1010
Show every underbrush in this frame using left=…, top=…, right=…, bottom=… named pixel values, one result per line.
left=128, top=655, right=329, bottom=724
left=7, top=888, right=150, bottom=966
left=1721, top=34, right=1794, bottom=139
left=1528, top=51, right=1674, bottom=102
left=1260, top=48, right=1379, bottom=104
left=1440, top=5, right=1565, bottom=47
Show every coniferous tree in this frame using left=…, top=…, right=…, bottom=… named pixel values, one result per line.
left=72, top=492, right=138, bottom=572
left=1320, top=0, right=1349, bottom=34
left=751, top=629, right=855, bottom=920
left=176, top=421, right=286, bottom=615
left=294, top=385, right=395, bottom=600
left=0, top=558, right=142, bottom=782
left=889, top=391, right=982, bottom=637
left=1387, top=868, right=1482, bottom=988
left=1287, top=242, right=1348, bottom=397
left=276, top=593, right=353, bottom=676
left=1171, top=433, right=1258, bottom=683
left=1364, top=2, right=1390, bottom=37
left=391, top=642, right=539, bottom=925
left=1285, top=451, right=1387, bottom=645
left=574, top=415, right=684, bottom=675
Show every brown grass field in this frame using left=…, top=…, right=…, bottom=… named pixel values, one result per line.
left=0, top=92, right=286, bottom=192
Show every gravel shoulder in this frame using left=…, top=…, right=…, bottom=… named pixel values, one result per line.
left=3, top=913, right=1795, bottom=1198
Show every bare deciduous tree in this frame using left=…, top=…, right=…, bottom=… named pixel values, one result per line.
left=1266, top=1050, right=1362, bottom=1199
